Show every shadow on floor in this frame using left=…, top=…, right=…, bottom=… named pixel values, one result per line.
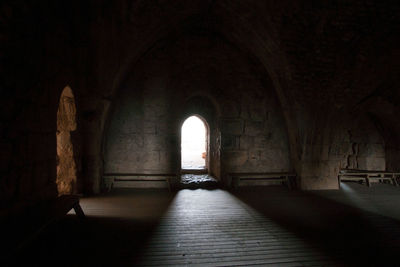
left=231, top=185, right=400, bottom=266
left=7, top=185, right=400, bottom=266
left=7, top=189, right=177, bottom=267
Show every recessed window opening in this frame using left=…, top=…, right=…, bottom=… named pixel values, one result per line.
left=181, top=115, right=207, bottom=170
left=56, top=86, right=77, bottom=195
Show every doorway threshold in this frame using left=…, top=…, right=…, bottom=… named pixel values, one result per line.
left=181, top=169, right=208, bottom=174
left=180, top=174, right=219, bottom=189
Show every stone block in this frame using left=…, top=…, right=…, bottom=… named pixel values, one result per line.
left=321, top=145, right=330, bottom=160
left=336, top=142, right=353, bottom=155
left=248, top=150, right=261, bottom=164
left=167, top=134, right=179, bottom=147
left=221, top=119, right=244, bottom=135
left=222, top=101, right=240, bottom=117
left=358, top=143, right=385, bottom=157
left=221, top=135, right=239, bottom=150
left=351, top=130, right=383, bottom=144
left=260, top=149, right=274, bottom=163
left=239, top=136, right=254, bottom=150
left=357, top=157, right=385, bottom=171
left=245, top=121, right=264, bottom=136
left=159, top=151, right=178, bottom=171
left=125, top=151, right=160, bottom=172
left=144, top=101, right=166, bottom=117
left=222, top=151, right=248, bottom=171
left=254, top=136, right=270, bottom=149
left=141, top=151, right=162, bottom=170
left=118, top=118, right=141, bottom=134
left=143, top=121, right=156, bottom=134
left=301, top=175, right=339, bottom=190
left=366, top=132, right=385, bottom=143
left=299, top=161, right=321, bottom=177
left=144, top=134, right=166, bottom=150
left=249, top=106, right=265, bottom=121
left=260, top=149, right=288, bottom=165
left=318, top=160, right=340, bottom=178
left=122, top=133, right=144, bottom=149
left=156, top=120, right=174, bottom=135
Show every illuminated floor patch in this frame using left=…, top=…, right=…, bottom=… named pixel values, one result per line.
left=180, top=174, right=218, bottom=189
left=137, top=189, right=338, bottom=266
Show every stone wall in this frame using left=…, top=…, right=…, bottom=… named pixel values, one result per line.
left=0, top=1, right=87, bottom=204
left=220, top=89, right=291, bottom=174
left=0, top=0, right=399, bottom=202
left=103, top=35, right=292, bottom=186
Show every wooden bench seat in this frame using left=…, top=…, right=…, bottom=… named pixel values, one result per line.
left=229, top=172, right=296, bottom=189
left=103, top=173, right=177, bottom=191
left=338, top=169, right=400, bottom=187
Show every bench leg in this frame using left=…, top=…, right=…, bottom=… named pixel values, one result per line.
left=392, top=174, right=398, bottom=186
left=232, top=176, right=239, bottom=189
left=166, top=178, right=171, bottom=192
left=73, top=203, right=86, bottom=219
left=366, top=175, right=371, bottom=187
left=285, top=176, right=292, bottom=190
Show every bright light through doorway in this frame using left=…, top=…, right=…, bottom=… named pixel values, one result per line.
left=181, top=116, right=206, bottom=169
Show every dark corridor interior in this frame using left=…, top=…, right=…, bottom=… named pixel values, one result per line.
left=1, top=1, right=400, bottom=266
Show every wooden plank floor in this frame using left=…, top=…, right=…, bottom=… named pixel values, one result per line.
left=137, top=189, right=339, bottom=266
left=10, top=184, right=400, bottom=266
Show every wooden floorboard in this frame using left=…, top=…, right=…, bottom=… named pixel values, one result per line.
left=136, top=189, right=339, bottom=266
left=11, top=184, right=400, bottom=266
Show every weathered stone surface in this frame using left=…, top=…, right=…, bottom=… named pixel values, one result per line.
left=103, top=36, right=292, bottom=183
left=221, top=119, right=244, bottom=135
left=254, top=136, right=271, bottom=149
left=358, top=157, right=386, bottom=171
left=143, top=122, right=156, bottom=134
left=358, top=143, right=385, bottom=158
left=221, top=135, right=240, bottom=150
left=245, top=121, right=264, bottom=136
left=249, top=106, right=266, bottom=122
left=1, top=0, right=399, bottom=202
left=239, top=136, right=255, bottom=150
left=222, top=101, right=240, bottom=118
left=222, top=151, right=248, bottom=171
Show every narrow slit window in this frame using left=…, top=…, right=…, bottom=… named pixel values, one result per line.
left=56, top=86, right=77, bottom=195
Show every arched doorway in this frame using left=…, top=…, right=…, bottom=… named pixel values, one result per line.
left=56, top=86, right=77, bottom=195
left=181, top=115, right=209, bottom=171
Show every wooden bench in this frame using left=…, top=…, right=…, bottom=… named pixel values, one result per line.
left=338, top=169, right=400, bottom=187
left=103, top=173, right=177, bottom=191
left=229, top=172, right=296, bottom=189
left=1, top=195, right=85, bottom=260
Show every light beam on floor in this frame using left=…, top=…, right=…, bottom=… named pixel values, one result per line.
left=138, top=189, right=335, bottom=266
